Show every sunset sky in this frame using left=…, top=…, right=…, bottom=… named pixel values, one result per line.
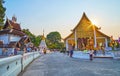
left=4, top=0, right=120, bottom=39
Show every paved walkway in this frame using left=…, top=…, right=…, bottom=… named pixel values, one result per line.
left=19, top=52, right=120, bottom=76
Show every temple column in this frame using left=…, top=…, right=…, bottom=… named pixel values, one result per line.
left=93, top=25, right=97, bottom=48
left=66, top=39, right=68, bottom=51
left=74, top=30, right=77, bottom=50
left=105, top=38, right=108, bottom=48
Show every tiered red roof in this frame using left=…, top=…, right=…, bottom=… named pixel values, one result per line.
left=3, top=19, right=21, bottom=31
left=0, top=16, right=28, bottom=48
left=1, top=17, right=25, bottom=36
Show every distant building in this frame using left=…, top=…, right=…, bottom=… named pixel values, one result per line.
left=0, top=16, right=30, bottom=55
left=64, top=12, right=110, bottom=51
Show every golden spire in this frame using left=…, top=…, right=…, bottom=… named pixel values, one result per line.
left=42, top=29, right=45, bottom=40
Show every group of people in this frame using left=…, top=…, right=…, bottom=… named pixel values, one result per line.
left=1, top=47, right=20, bottom=56
left=1, top=46, right=38, bottom=56
left=67, top=49, right=94, bottom=60
left=67, top=44, right=95, bottom=61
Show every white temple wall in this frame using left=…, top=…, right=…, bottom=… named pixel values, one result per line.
left=0, top=34, right=21, bottom=44
left=0, top=34, right=9, bottom=44
left=10, top=34, right=21, bottom=42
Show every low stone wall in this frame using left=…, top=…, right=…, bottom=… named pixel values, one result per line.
left=0, top=51, right=40, bottom=76
left=73, top=51, right=89, bottom=59
left=112, top=51, right=120, bottom=59
left=33, top=51, right=40, bottom=59
left=72, top=51, right=114, bottom=59
left=0, top=55, right=22, bottom=76
left=22, top=52, right=34, bottom=70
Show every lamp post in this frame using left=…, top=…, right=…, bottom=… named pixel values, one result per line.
left=93, top=24, right=97, bottom=48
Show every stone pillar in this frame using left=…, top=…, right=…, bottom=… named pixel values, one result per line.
left=105, top=38, right=108, bottom=48
left=93, top=25, right=97, bottom=48
left=74, top=30, right=77, bottom=50
left=66, top=39, right=68, bottom=51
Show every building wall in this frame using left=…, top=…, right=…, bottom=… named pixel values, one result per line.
left=10, top=34, right=21, bottom=42
left=0, top=34, right=21, bottom=44
left=0, top=34, right=9, bottom=44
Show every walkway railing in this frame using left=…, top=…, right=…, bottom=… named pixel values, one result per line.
left=0, top=51, right=40, bottom=76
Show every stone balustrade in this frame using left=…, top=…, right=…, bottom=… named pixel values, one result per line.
left=0, top=51, right=40, bottom=76
left=22, top=52, right=34, bottom=70
left=0, top=55, right=22, bottom=76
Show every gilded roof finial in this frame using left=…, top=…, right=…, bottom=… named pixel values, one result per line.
left=12, top=14, right=17, bottom=22
left=42, top=29, right=45, bottom=40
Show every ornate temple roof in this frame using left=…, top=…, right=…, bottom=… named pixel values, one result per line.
left=0, top=16, right=28, bottom=48
left=64, top=12, right=110, bottom=40
left=3, top=18, right=21, bottom=31
left=73, top=12, right=99, bottom=31
left=0, top=29, right=25, bottom=36
left=0, top=16, right=25, bottom=36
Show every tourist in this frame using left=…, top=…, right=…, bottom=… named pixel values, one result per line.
left=14, top=48, right=18, bottom=55
left=43, top=48, right=46, bottom=54
left=2, top=48, right=5, bottom=56
left=27, top=46, right=31, bottom=52
left=23, top=47, right=27, bottom=53
left=2, top=48, right=8, bottom=56
left=93, top=50, right=97, bottom=56
left=89, top=49, right=94, bottom=61
left=69, top=49, right=73, bottom=57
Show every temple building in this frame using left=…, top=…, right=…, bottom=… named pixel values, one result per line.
left=0, top=16, right=31, bottom=55
left=64, top=12, right=110, bottom=51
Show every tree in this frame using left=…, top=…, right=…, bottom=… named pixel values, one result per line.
left=22, top=29, right=42, bottom=47
left=47, top=31, right=61, bottom=44
left=46, top=31, right=64, bottom=49
left=34, top=35, right=42, bottom=47
left=0, top=0, right=6, bottom=30
left=0, top=25, right=3, bottom=30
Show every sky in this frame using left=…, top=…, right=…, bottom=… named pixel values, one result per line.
left=4, top=0, right=120, bottom=39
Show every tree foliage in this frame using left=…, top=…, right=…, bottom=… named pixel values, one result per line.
left=46, top=31, right=64, bottom=49
left=0, top=0, right=5, bottom=22
left=22, top=29, right=42, bottom=47
left=0, top=0, right=6, bottom=30
left=47, top=31, right=61, bottom=43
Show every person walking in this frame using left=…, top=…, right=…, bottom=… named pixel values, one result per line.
left=43, top=48, right=46, bottom=54
left=14, top=48, right=18, bottom=55
left=89, top=49, right=94, bottom=61
left=70, top=49, right=73, bottom=57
